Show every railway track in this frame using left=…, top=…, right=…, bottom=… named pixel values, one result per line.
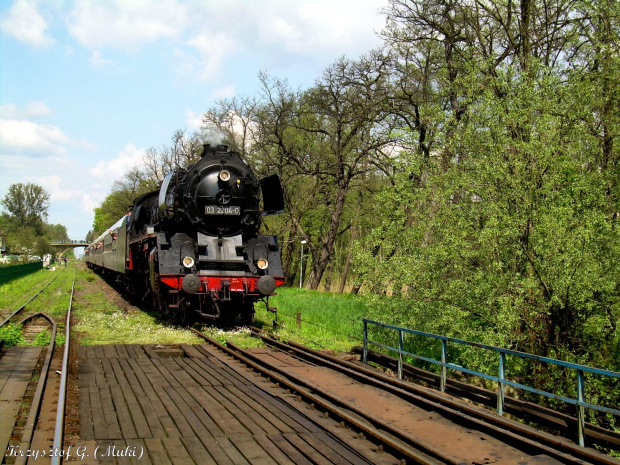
left=3, top=269, right=618, bottom=464
left=0, top=272, right=75, bottom=465
left=202, top=325, right=619, bottom=465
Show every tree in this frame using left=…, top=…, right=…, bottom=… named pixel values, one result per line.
left=252, top=53, right=400, bottom=290
left=1, top=183, right=50, bottom=235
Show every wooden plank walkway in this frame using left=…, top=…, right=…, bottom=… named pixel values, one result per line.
left=75, top=344, right=393, bottom=465
left=0, top=346, right=42, bottom=457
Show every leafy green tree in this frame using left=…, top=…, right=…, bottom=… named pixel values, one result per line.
left=1, top=183, right=50, bottom=235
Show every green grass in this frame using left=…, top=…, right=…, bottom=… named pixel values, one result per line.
left=0, top=269, right=55, bottom=313
left=252, top=287, right=369, bottom=353
left=73, top=265, right=202, bottom=345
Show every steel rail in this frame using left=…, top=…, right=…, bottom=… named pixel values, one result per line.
left=13, top=313, right=57, bottom=465
left=190, top=327, right=444, bottom=465
left=248, top=326, right=619, bottom=465
left=0, top=276, right=57, bottom=328
left=51, top=267, right=76, bottom=465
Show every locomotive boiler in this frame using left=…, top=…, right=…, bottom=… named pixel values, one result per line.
left=85, top=144, right=285, bottom=324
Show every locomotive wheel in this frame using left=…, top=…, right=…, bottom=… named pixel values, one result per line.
left=239, top=311, right=255, bottom=326
left=177, top=300, right=194, bottom=325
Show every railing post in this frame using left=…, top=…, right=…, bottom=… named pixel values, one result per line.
left=362, top=320, right=368, bottom=365
left=498, top=352, right=506, bottom=416
left=398, top=330, right=404, bottom=380
left=577, top=369, right=585, bottom=447
left=440, top=339, right=447, bottom=392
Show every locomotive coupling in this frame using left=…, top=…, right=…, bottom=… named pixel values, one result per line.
left=182, top=274, right=202, bottom=294
left=257, top=275, right=277, bottom=295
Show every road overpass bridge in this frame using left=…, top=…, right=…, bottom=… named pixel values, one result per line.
left=50, top=240, right=89, bottom=257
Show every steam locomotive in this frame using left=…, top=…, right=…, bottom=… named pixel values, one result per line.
left=85, top=144, right=285, bottom=324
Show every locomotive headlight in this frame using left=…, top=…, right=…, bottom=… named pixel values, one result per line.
left=219, top=170, right=231, bottom=182
left=256, top=258, right=269, bottom=270
left=182, top=256, right=195, bottom=268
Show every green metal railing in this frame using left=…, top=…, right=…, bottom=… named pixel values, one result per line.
left=362, top=318, right=620, bottom=447
left=0, top=261, right=43, bottom=285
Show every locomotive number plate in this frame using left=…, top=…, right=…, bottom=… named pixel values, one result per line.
left=205, top=205, right=241, bottom=215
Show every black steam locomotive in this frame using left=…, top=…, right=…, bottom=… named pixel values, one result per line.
left=85, top=144, right=285, bottom=324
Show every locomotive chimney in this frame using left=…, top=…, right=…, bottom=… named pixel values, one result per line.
left=201, top=144, right=229, bottom=157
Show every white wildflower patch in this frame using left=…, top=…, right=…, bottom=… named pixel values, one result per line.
left=75, top=309, right=202, bottom=345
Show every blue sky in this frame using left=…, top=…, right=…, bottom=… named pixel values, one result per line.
left=0, top=0, right=387, bottom=244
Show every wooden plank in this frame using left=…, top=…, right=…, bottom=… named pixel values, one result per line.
left=237, top=384, right=321, bottom=434
left=85, top=345, right=96, bottom=359
left=115, top=344, right=130, bottom=359
left=126, top=438, right=153, bottom=465
left=197, top=436, right=236, bottom=465
left=218, top=384, right=295, bottom=434
left=185, top=385, right=248, bottom=435
left=89, top=385, right=109, bottom=440
left=190, top=357, right=239, bottom=386
left=150, top=384, right=194, bottom=437
left=164, top=384, right=223, bottom=437
left=126, top=358, right=151, bottom=389
left=124, top=344, right=139, bottom=359
left=107, top=440, right=133, bottom=465
left=110, top=358, right=151, bottom=438
left=267, top=434, right=314, bottom=465
left=136, top=357, right=169, bottom=387
left=180, top=436, right=216, bottom=465
left=109, top=385, right=138, bottom=439
left=175, top=358, right=216, bottom=386
left=102, top=344, right=119, bottom=359
left=124, top=359, right=172, bottom=438
left=161, top=358, right=196, bottom=386
left=161, top=437, right=195, bottom=465
left=93, top=345, right=105, bottom=359
left=210, top=436, right=251, bottom=465
left=300, top=431, right=356, bottom=464
left=0, top=347, right=41, bottom=457
left=144, top=438, right=173, bottom=465
left=179, top=344, right=207, bottom=359
left=282, top=433, right=335, bottom=464
left=229, top=434, right=281, bottom=465
left=0, top=347, right=40, bottom=397
left=149, top=358, right=182, bottom=387
left=199, top=356, right=252, bottom=385
left=92, top=358, right=107, bottom=387
left=77, top=355, right=95, bottom=388
left=182, top=358, right=223, bottom=386
left=99, top=385, right=123, bottom=440
left=78, top=382, right=95, bottom=440
left=212, top=385, right=278, bottom=435
left=173, top=385, right=225, bottom=436
left=142, top=344, right=160, bottom=359
left=95, top=440, right=116, bottom=464
left=131, top=344, right=147, bottom=358
left=77, top=345, right=87, bottom=359
left=101, top=357, right=119, bottom=386
left=254, top=434, right=298, bottom=465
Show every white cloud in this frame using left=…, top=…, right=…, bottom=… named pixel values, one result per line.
left=88, top=144, right=146, bottom=180
left=0, top=102, right=52, bottom=119
left=0, top=0, right=53, bottom=48
left=255, top=0, right=386, bottom=60
left=89, top=51, right=110, bottom=68
left=67, top=0, right=187, bottom=51
left=175, top=31, right=238, bottom=82
left=211, top=86, right=236, bottom=100
left=81, top=193, right=103, bottom=214
left=0, top=119, right=94, bottom=156
left=185, top=110, right=203, bottom=131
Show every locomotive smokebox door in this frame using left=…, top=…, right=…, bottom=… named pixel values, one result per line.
left=259, top=174, right=284, bottom=215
